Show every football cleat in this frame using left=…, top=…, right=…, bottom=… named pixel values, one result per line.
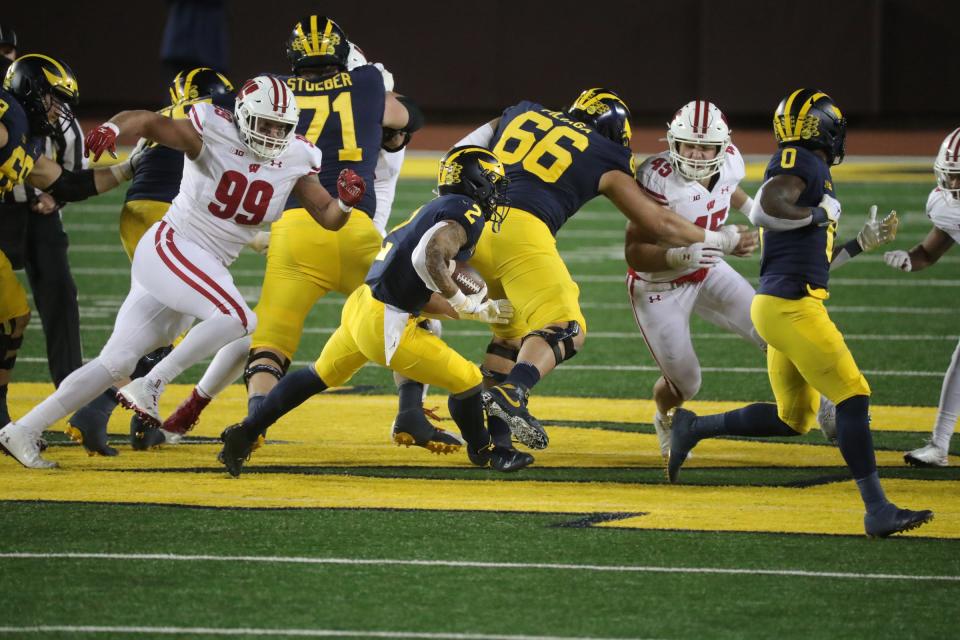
left=864, top=504, right=934, bottom=538
left=130, top=415, right=167, bottom=450
left=667, top=408, right=701, bottom=483
left=0, top=422, right=58, bottom=469
left=217, top=424, right=264, bottom=478
left=116, top=378, right=162, bottom=428
left=482, top=384, right=548, bottom=450
left=161, top=388, right=211, bottom=445
left=64, top=419, right=118, bottom=457
left=904, top=442, right=949, bottom=468
left=653, top=411, right=672, bottom=459
left=390, top=409, right=463, bottom=455
left=817, top=396, right=838, bottom=444
left=467, top=442, right=534, bottom=472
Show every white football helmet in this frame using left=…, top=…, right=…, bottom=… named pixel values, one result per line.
left=234, top=76, right=300, bottom=160
left=666, top=100, right=731, bottom=181
left=935, top=127, right=960, bottom=204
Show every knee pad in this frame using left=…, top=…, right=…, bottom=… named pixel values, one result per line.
left=482, top=341, right=518, bottom=386
left=521, top=321, right=581, bottom=366
left=243, top=349, right=290, bottom=387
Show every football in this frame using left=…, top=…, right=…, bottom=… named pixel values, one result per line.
left=451, top=261, right=487, bottom=298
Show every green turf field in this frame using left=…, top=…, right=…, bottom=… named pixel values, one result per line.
left=2, top=170, right=959, bottom=639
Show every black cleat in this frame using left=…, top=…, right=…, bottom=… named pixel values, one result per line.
left=468, top=443, right=534, bottom=472
left=391, top=409, right=463, bottom=455
left=130, top=415, right=167, bottom=450
left=482, top=384, right=548, bottom=450
left=66, top=407, right=119, bottom=457
left=667, top=408, right=700, bottom=483
left=864, top=504, right=934, bottom=538
left=217, top=424, right=263, bottom=477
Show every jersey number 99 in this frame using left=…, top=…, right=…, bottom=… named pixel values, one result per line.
left=207, top=170, right=274, bottom=225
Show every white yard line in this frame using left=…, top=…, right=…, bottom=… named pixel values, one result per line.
left=0, top=552, right=956, bottom=582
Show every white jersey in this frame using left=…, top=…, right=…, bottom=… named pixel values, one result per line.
left=164, top=101, right=324, bottom=264
left=634, top=144, right=745, bottom=282
left=926, top=187, right=960, bottom=244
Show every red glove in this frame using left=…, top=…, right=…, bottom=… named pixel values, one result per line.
left=84, top=123, right=120, bottom=161
left=336, top=168, right=365, bottom=208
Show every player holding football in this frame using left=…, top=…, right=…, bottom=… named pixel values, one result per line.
left=884, top=127, right=960, bottom=468
left=0, top=75, right=366, bottom=469
left=217, top=147, right=530, bottom=477
left=450, top=89, right=756, bottom=451
left=665, top=89, right=932, bottom=537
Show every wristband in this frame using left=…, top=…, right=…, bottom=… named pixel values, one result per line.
left=446, top=289, right=467, bottom=308
left=109, top=160, right=133, bottom=182
left=738, top=196, right=755, bottom=216
left=337, top=198, right=353, bottom=213
left=703, top=229, right=722, bottom=247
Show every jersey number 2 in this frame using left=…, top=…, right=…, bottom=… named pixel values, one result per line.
left=207, top=170, right=274, bottom=225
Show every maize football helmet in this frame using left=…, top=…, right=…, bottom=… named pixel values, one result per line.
left=437, top=146, right=510, bottom=231
left=286, top=15, right=349, bottom=72
left=934, top=127, right=960, bottom=203
left=234, top=76, right=299, bottom=160
left=773, top=89, right=847, bottom=165
left=666, top=100, right=731, bottom=181
left=568, top=88, right=632, bottom=148
left=168, top=67, right=233, bottom=106
left=3, top=53, right=78, bottom=136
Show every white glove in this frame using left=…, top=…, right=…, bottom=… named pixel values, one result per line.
left=108, top=138, right=148, bottom=182
left=704, top=224, right=741, bottom=255
left=816, top=194, right=842, bottom=226
left=664, top=242, right=723, bottom=270
left=373, top=62, right=395, bottom=92
left=459, top=298, right=514, bottom=324
left=857, top=205, right=898, bottom=251
left=247, top=231, right=271, bottom=255
left=884, top=250, right=912, bottom=272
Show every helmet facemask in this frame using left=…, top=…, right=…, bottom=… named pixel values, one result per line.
left=665, top=101, right=730, bottom=181
left=235, top=77, right=299, bottom=160
left=436, top=147, right=511, bottom=232
left=935, top=128, right=960, bottom=204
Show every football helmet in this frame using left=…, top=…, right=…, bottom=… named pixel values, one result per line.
left=568, top=88, right=632, bottom=148
left=168, top=67, right=233, bottom=106
left=234, top=76, right=299, bottom=160
left=773, top=88, right=846, bottom=165
left=934, top=127, right=960, bottom=203
left=3, top=53, right=78, bottom=136
left=666, top=100, right=731, bottom=181
left=285, top=15, right=349, bottom=72
left=437, top=146, right=510, bottom=231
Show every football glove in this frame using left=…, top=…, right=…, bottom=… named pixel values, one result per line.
left=336, top=168, right=365, bottom=210
left=85, top=122, right=120, bottom=161
left=458, top=298, right=514, bottom=325
left=247, top=231, right=271, bottom=255
left=884, top=250, right=912, bottom=272
left=815, top=194, right=842, bottom=226
left=857, top=205, right=899, bottom=251
left=664, top=243, right=723, bottom=270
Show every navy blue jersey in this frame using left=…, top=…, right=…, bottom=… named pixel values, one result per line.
left=0, top=88, right=46, bottom=198
left=366, top=194, right=486, bottom=314
left=490, top=100, right=633, bottom=236
left=280, top=65, right=385, bottom=217
left=757, top=145, right=837, bottom=299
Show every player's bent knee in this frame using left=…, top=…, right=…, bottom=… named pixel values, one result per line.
left=450, top=384, right=482, bottom=400
left=522, top=321, right=582, bottom=366
left=244, top=349, right=290, bottom=388
left=99, top=348, right=142, bottom=381
left=672, top=374, right=702, bottom=404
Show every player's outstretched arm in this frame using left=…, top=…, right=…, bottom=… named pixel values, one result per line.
left=624, top=222, right=721, bottom=272
left=85, top=111, right=202, bottom=162
left=454, top=118, right=501, bottom=149
left=600, top=170, right=745, bottom=253
left=831, top=205, right=899, bottom=270
left=24, top=154, right=125, bottom=201
left=293, top=169, right=366, bottom=231
left=884, top=226, right=954, bottom=273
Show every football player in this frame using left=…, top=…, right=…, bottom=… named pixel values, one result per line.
left=448, top=89, right=755, bottom=450
left=0, top=54, right=134, bottom=439
left=0, top=75, right=366, bottom=468
left=217, top=147, right=530, bottom=476
left=884, top=127, right=960, bottom=467
left=665, top=89, right=932, bottom=538
left=629, top=101, right=897, bottom=458
left=66, top=68, right=236, bottom=455
left=161, top=16, right=429, bottom=447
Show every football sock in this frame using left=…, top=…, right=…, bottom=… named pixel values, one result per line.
left=197, top=336, right=250, bottom=398
left=448, top=390, right=490, bottom=450
left=242, top=367, right=327, bottom=440
left=18, top=360, right=117, bottom=437
left=397, top=381, right=425, bottom=413
left=932, top=341, right=960, bottom=451
left=0, top=384, right=8, bottom=425
left=146, top=314, right=247, bottom=387
left=855, top=471, right=889, bottom=514
left=247, top=395, right=265, bottom=417
left=694, top=403, right=798, bottom=439
left=835, top=395, right=878, bottom=480
left=87, top=387, right=120, bottom=414
left=505, top=362, right=541, bottom=391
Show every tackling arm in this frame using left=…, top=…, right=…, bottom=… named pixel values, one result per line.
left=292, top=174, right=351, bottom=231
left=109, top=111, right=203, bottom=160
left=454, top=118, right=501, bottom=149
left=885, top=225, right=954, bottom=273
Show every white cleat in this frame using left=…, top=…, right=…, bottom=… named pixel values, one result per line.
left=817, top=396, right=837, bottom=444
left=160, top=429, right=183, bottom=445
left=653, top=411, right=672, bottom=459
left=117, top=378, right=163, bottom=428
left=0, top=422, right=58, bottom=469
left=904, top=442, right=949, bottom=468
